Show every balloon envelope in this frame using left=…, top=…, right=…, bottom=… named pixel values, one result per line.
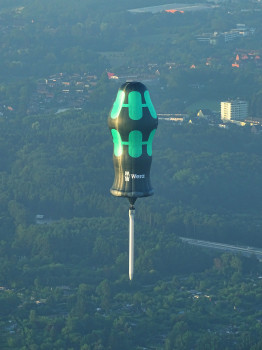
left=108, top=82, right=158, bottom=199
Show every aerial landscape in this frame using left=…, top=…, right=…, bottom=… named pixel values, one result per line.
left=1, top=0, right=262, bottom=349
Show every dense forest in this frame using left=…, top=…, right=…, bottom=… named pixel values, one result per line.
left=1, top=0, right=262, bottom=349
left=1, top=110, right=262, bottom=247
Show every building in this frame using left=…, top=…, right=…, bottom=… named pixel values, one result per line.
left=221, top=100, right=248, bottom=121
left=196, top=24, right=255, bottom=46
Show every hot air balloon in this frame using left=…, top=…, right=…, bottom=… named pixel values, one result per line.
left=108, top=81, right=158, bottom=280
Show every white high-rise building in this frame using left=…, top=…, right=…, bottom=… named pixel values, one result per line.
left=221, top=100, right=248, bottom=121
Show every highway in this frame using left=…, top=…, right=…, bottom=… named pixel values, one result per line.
left=180, top=237, right=262, bottom=260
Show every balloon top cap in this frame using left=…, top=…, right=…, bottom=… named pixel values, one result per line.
left=120, top=81, right=147, bottom=93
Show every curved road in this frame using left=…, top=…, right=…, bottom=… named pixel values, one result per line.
left=180, top=237, right=262, bottom=261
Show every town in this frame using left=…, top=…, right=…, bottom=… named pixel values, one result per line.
left=27, top=72, right=98, bottom=115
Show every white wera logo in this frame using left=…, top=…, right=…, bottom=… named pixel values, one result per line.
left=125, top=171, right=130, bottom=181
left=125, top=171, right=145, bottom=181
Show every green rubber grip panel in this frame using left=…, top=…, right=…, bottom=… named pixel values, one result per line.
left=111, top=129, right=123, bottom=156
left=111, top=90, right=125, bottom=119
left=147, top=129, right=156, bottom=156
left=128, top=130, right=143, bottom=157
left=144, top=90, right=157, bottom=119
left=128, top=91, right=143, bottom=120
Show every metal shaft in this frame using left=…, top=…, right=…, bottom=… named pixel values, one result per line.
left=129, top=208, right=135, bottom=280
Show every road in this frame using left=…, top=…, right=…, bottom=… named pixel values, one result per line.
left=180, top=237, right=262, bottom=261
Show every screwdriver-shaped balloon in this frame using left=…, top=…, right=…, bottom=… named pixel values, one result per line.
left=108, top=81, right=158, bottom=280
